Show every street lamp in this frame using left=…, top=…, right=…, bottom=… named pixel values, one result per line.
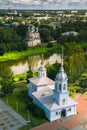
left=6, top=95, right=8, bottom=104
left=27, top=110, right=30, bottom=123
left=16, top=102, right=18, bottom=112
left=0, top=107, right=2, bottom=113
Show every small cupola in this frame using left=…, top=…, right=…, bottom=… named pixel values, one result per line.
left=38, top=54, right=46, bottom=78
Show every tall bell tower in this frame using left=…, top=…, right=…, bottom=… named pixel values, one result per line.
left=53, top=47, right=69, bottom=106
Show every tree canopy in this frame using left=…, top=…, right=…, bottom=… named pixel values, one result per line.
left=0, top=68, right=14, bottom=95
left=46, top=43, right=87, bottom=83
left=64, top=43, right=86, bottom=82
left=0, top=26, right=28, bottom=55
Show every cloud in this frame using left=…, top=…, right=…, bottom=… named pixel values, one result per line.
left=68, top=2, right=81, bottom=6
left=0, top=0, right=87, bottom=9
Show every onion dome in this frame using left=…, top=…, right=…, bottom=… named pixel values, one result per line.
left=55, top=66, right=67, bottom=81
left=55, top=49, right=68, bottom=81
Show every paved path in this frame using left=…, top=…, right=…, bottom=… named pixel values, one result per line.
left=31, top=94, right=87, bottom=130
left=0, top=99, right=27, bottom=130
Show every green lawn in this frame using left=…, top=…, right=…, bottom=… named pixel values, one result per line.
left=0, top=44, right=61, bottom=62
left=2, top=83, right=48, bottom=130
left=0, top=47, right=48, bottom=61
left=13, top=74, right=27, bottom=82
left=0, top=42, right=86, bottom=62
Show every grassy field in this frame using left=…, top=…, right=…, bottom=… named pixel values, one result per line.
left=2, top=82, right=48, bottom=130
left=0, top=42, right=86, bottom=62
left=0, top=44, right=61, bottom=62
left=13, top=74, right=27, bottom=82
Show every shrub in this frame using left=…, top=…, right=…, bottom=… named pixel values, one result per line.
left=27, top=102, right=45, bottom=118
left=47, top=42, right=53, bottom=48
left=34, top=107, right=45, bottom=118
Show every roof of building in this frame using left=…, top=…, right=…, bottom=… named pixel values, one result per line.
left=61, top=31, right=79, bottom=36
left=55, top=65, right=68, bottom=81
left=29, top=76, right=54, bottom=86
left=32, top=87, right=78, bottom=111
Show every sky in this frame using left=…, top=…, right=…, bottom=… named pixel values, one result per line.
left=0, top=0, right=87, bottom=10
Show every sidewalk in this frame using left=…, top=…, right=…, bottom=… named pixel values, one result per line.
left=0, top=99, right=27, bottom=130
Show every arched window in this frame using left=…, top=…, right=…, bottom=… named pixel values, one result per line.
left=59, top=84, right=61, bottom=90
left=43, top=73, right=45, bottom=76
left=62, top=99, right=66, bottom=105
left=63, top=84, right=66, bottom=90
left=55, top=83, right=57, bottom=89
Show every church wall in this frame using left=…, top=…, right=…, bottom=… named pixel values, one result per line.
left=26, top=28, right=41, bottom=47
left=32, top=94, right=77, bottom=122
left=37, top=86, right=44, bottom=91
left=28, top=40, right=41, bottom=47
left=50, top=109, right=61, bottom=121
left=67, top=105, right=77, bottom=116
left=58, top=93, right=68, bottom=105
left=44, top=109, right=50, bottom=120
left=53, top=91, right=68, bottom=106
left=28, top=82, right=37, bottom=98
left=48, top=84, right=55, bottom=89
left=36, top=83, right=54, bottom=91
left=33, top=97, right=51, bottom=120
left=28, top=82, right=32, bottom=97
left=49, top=105, right=77, bottom=121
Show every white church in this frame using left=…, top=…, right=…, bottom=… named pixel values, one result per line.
left=25, top=25, right=41, bottom=47
left=28, top=55, right=77, bottom=121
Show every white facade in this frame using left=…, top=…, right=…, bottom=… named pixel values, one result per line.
left=28, top=61, right=54, bottom=98
left=28, top=58, right=77, bottom=121
left=25, top=25, right=41, bottom=47
left=61, top=31, right=79, bottom=36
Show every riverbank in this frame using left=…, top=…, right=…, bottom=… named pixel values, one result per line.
left=0, top=44, right=61, bottom=62
left=0, top=42, right=87, bottom=62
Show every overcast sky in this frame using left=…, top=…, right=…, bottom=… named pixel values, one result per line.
left=0, top=0, right=87, bottom=10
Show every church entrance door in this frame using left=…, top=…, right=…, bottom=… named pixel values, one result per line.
left=61, top=109, right=66, bottom=117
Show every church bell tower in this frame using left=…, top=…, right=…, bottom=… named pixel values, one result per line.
left=53, top=48, right=69, bottom=106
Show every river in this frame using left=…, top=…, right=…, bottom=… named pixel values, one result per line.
left=0, top=53, right=61, bottom=75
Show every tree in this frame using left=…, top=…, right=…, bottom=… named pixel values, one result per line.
left=0, top=68, right=14, bottom=95
left=39, top=28, right=52, bottom=43
left=0, top=26, right=28, bottom=53
left=46, top=62, right=60, bottom=80
left=0, top=43, right=5, bottom=55
left=80, top=78, right=87, bottom=88
left=64, top=43, right=86, bottom=82
left=15, top=24, right=28, bottom=39
left=27, top=66, right=33, bottom=82
left=47, top=42, right=53, bottom=48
